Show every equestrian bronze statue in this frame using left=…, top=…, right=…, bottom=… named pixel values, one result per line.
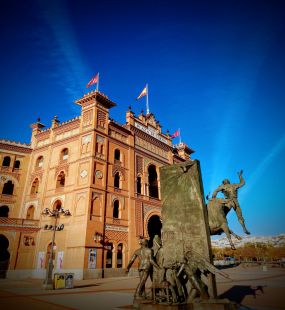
left=207, top=170, right=250, bottom=249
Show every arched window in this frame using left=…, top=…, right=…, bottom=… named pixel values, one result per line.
left=117, top=243, right=123, bottom=268
left=114, top=149, right=120, bottom=161
left=13, top=160, right=20, bottom=169
left=2, top=180, right=14, bottom=195
left=113, top=200, right=119, bottom=219
left=148, top=165, right=158, bottom=198
left=61, top=148, right=69, bottom=161
left=36, top=156, right=44, bottom=168
left=106, top=243, right=113, bottom=268
left=26, top=205, right=35, bottom=219
left=114, top=172, right=120, bottom=189
left=0, top=206, right=9, bottom=217
left=56, top=171, right=65, bottom=188
left=30, top=178, right=39, bottom=195
left=2, top=156, right=11, bottom=167
left=137, top=176, right=142, bottom=194
left=53, top=200, right=62, bottom=211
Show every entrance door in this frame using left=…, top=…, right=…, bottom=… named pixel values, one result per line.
left=147, top=215, right=162, bottom=248
left=0, top=235, right=10, bottom=278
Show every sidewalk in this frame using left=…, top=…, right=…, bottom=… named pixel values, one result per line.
left=0, top=266, right=285, bottom=309
left=0, top=275, right=138, bottom=310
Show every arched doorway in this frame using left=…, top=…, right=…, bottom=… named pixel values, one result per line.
left=147, top=215, right=162, bottom=248
left=0, top=235, right=10, bottom=278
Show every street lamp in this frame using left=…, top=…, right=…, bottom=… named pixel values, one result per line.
left=42, top=207, right=71, bottom=289
left=94, top=231, right=110, bottom=278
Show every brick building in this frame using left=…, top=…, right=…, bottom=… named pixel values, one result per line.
left=0, top=91, right=193, bottom=279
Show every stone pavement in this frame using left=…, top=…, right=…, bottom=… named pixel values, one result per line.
left=0, top=265, right=284, bottom=310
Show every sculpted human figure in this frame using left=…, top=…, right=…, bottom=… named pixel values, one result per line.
left=152, top=235, right=165, bottom=286
left=126, top=238, right=159, bottom=299
left=152, top=235, right=166, bottom=302
left=212, top=170, right=250, bottom=235
left=178, top=249, right=229, bottom=302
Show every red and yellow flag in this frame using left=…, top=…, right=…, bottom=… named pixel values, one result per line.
left=136, top=85, right=147, bottom=100
left=86, top=73, right=99, bottom=88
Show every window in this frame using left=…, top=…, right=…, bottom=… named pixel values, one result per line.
left=2, top=180, right=14, bottom=195
left=26, top=205, right=35, bottom=219
left=56, top=171, right=65, bottom=188
left=137, top=176, right=142, bottom=194
left=30, top=178, right=39, bottom=195
left=61, top=148, right=69, bottom=161
left=148, top=165, right=158, bottom=198
left=114, top=172, right=120, bottom=189
left=106, top=243, right=113, bottom=268
left=96, top=136, right=104, bottom=154
left=13, top=160, right=20, bottom=169
left=114, top=149, right=120, bottom=161
left=36, top=156, right=44, bottom=168
left=0, top=206, right=9, bottom=217
left=113, top=200, right=119, bottom=218
left=53, top=200, right=62, bottom=211
left=2, top=156, right=11, bottom=167
left=117, top=243, right=123, bottom=268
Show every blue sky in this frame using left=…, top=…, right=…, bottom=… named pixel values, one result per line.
left=1, top=0, right=285, bottom=237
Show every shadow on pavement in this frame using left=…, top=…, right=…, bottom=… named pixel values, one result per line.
left=219, top=285, right=265, bottom=304
left=74, top=283, right=100, bottom=288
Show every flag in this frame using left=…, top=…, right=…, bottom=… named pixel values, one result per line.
left=171, top=129, right=180, bottom=138
left=86, top=73, right=99, bottom=88
left=136, top=85, right=147, bottom=100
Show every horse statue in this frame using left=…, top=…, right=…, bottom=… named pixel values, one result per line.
left=207, top=170, right=250, bottom=250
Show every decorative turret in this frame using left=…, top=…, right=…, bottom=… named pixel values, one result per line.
left=51, top=115, right=60, bottom=129
left=173, top=142, right=194, bottom=160
left=75, top=90, right=116, bottom=133
left=30, top=118, right=45, bottom=148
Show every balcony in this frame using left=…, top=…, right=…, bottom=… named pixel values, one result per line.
left=0, top=217, right=41, bottom=232
left=0, top=166, right=21, bottom=181
left=0, top=166, right=12, bottom=173
left=0, top=194, right=16, bottom=204
left=95, top=152, right=105, bottom=161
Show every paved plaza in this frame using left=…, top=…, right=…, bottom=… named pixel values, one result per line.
left=0, top=265, right=284, bottom=310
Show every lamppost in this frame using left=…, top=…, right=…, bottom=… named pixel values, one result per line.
left=94, top=231, right=110, bottom=278
left=42, top=207, right=71, bottom=289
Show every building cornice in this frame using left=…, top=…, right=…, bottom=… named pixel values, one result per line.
left=0, top=140, right=32, bottom=154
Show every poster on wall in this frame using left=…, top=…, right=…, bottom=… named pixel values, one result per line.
left=37, top=251, right=45, bottom=269
left=57, top=251, right=64, bottom=269
left=88, top=248, right=97, bottom=269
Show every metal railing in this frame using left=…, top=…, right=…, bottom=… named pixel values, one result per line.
left=0, top=217, right=40, bottom=227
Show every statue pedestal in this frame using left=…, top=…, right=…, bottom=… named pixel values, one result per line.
left=188, top=299, right=238, bottom=310
left=132, top=299, right=238, bottom=309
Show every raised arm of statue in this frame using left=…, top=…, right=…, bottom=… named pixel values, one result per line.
left=212, top=185, right=223, bottom=198
left=235, top=170, right=245, bottom=189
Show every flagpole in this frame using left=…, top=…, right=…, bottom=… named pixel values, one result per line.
left=146, top=84, right=150, bottom=114
left=179, top=128, right=182, bottom=144
left=97, top=72, right=99, bottom=92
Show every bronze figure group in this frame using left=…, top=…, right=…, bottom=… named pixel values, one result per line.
left=127, top=167, right=249, bottom=306
left=126, top=235, right=228, bottom=304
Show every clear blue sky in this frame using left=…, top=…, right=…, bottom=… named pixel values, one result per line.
left=1, top=0, right=284, bottom=237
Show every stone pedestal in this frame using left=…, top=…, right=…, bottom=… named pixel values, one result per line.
left=131, top=299, right=237, bottom=310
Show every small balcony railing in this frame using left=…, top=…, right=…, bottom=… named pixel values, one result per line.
left=0, top=217, right=41, bottom=231
left=0, top=194, right=16, bottom=203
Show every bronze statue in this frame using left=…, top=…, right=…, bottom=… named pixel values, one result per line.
left=208, top=170, right=250, bottom=249
left=126, top=237, right=159, bottom=299
left=176, top=248, right=229, bottom=302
